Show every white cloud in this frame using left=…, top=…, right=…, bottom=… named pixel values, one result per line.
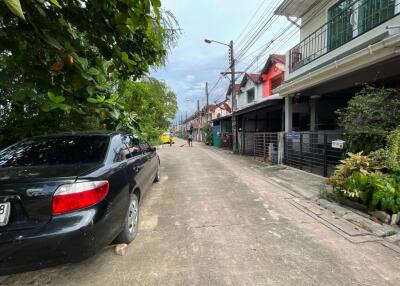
left=185, top=74, right=195, bottom=82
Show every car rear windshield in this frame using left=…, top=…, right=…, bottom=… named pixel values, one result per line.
left=0, top=135, right=110, bottom=167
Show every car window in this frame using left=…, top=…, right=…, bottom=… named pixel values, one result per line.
left=0, top=135, right=110, bottom=167
left=114, top=141, right=130, bottom=163
left=139, top=142, right=151, bottom=153
left=124, top=136, right=141, bottom=158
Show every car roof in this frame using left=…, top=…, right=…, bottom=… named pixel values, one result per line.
left=28, top=130, right=126, bottom=140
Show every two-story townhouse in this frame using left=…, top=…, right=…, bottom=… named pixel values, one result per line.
left=230, top=55, right=286, bottom=154
left=236, top=73, right=262, bottom=110
left=274, top=0, right=400, bottom=133
left=269, top=0, right=400, bottom=176
left=261, top=54, right=286, bottom=97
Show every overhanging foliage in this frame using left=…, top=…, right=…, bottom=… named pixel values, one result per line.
left=0, top=0, right=180, bottom=148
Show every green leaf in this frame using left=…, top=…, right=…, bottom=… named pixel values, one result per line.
left=50, top=0, right=62, bottom=8
left=4, top=0, right=25, bottom=20
left=75, top=55, right=88, bottom=69
left=57, top=103, right=71, bottom=111
left=97, top=95, right=105, bottom=103
left=47, top=91, right=65, bottom=103
left=47, top=91, right=57, bottom=102
left=87, top=97, right=99, bottom=104
left=110, top=93, right=119, bottom=101
left=88, top=67, right=100, bottom=76
left=53, top=96, right=65, bottom=104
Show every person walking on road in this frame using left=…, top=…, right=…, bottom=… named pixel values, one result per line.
left=188, top=133, right=193, bottom=147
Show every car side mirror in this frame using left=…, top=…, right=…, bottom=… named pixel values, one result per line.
left=150, top=146, right=156, bottom=152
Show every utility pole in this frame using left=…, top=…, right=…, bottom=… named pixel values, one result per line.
left=205, top=82, right=209, bottom=123
left=229, top=40, right=238, bottom=153
left=204, top=38, right=237, bottom=152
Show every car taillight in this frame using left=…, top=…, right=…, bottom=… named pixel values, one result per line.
left=52, top=181, right=109, bottom=215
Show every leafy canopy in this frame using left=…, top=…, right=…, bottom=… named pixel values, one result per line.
left=0, top=0, right=180, bottom=147
left=118, top=78, right=178, bottom=142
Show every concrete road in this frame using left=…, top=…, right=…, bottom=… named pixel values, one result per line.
left=2, top=140, right=400, bottom=285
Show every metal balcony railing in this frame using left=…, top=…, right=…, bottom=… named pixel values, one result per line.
left=289, top=0, right=400, bottom=72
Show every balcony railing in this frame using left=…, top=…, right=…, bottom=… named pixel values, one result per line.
left=289, top=0, right=400, bottom=72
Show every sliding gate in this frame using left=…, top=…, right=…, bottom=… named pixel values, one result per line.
left=284, top=132, right=344, bottom=177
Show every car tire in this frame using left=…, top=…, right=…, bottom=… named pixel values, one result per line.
left=114, top=193, right=139, bottom=244
left=154, top=163, right=160, bottom=183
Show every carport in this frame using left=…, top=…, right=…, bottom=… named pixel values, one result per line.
left=235, top=95, right=283, bottom=155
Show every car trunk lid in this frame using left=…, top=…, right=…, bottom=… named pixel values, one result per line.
left=0, top=164, right=100, bottom=232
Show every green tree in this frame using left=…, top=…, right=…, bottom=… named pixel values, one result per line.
left=336, top=85, right=400, bottom=154
left=0, top=0, right=179, bottom=147
left=118, top=78, right=178, bottom=143
left=336, top=85, right=400, bottom=133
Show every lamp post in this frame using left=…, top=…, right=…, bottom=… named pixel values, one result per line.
left=204, top=38, right=238, bottom=153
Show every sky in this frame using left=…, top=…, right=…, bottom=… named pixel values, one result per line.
left=151, top=0, right=299, bottom=122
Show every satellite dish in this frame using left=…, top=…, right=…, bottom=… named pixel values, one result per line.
left=276, top=63, right=287, bottom=71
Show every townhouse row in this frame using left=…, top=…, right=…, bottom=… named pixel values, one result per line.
left=180, top=0, right=400, bottom=177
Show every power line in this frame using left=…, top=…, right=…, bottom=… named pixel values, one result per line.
left=235, top=0, right=268, bottom=44
left=237, top=0, right=333, bottom=75
left=206, top=0, right=320, bottom=105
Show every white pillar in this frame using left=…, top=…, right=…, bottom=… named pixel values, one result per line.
left=310, top=96, right=319, bottom=132
left=285, top=96, right=293, bottom=132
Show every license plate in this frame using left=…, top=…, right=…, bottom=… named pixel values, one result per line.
left=0, top=202, right=11, bottom=226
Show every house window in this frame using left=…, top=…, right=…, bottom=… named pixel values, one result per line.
left=358, top=0, right=395, bottom=34
left=328, top=0, right=396, bottom=51
left=328, top=0, right=354, bottom=51
left=247, top=88, right=255, bottom=103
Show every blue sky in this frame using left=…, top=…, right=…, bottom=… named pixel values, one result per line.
left=151, top=0, right=299, bottom=121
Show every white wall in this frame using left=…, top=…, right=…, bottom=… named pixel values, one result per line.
left=300, top=0, right=335, bottom=41
left=236, top=80, right=263, bottom=111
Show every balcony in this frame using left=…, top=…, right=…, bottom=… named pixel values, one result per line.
left=289, top=0, right=400, bottom=73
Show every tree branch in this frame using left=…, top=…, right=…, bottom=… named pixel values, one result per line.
left=25, top=11, right=64, bottom=52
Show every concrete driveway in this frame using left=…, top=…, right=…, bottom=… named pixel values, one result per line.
left=2, top=139, right=400, bottom=285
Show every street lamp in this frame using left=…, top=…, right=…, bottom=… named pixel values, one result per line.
left=204, top=38, right=238, bottom=152
left=204, top=38, right=230, bottom=47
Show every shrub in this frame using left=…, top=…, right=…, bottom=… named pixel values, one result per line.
left=336, top=85, right=400, bottom=133
left=344, top=133, right=387, bottom=155
left=386, top=128, right=400, bottom=172
left=201, top=125, right=212, bottom=146
left=327, top=152, right=379, bottom=189
left=370, top=174, right=400, bottom=214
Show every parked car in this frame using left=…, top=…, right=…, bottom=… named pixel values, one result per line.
left=0, top=132, right=160, bottom=274
left=161, top=132, right=175, bottom=144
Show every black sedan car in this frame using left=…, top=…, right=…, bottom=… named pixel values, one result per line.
left=0, top=132, right=160, bottom=274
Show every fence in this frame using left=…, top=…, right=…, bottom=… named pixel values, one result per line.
left=237, top=131, right=344, bottom=177
left=284, top=132, right=344, bottom=177
left=253, top=133, right=279, bottom=164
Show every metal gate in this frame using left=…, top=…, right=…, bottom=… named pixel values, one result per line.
left=284, top=132, right=344, bottom=177
left=253, top=133, right=279, bottom=164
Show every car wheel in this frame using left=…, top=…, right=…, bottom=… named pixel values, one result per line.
left=114, top=193, right=139, bottom=244
left=154, top=163, right=160, bottom=183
